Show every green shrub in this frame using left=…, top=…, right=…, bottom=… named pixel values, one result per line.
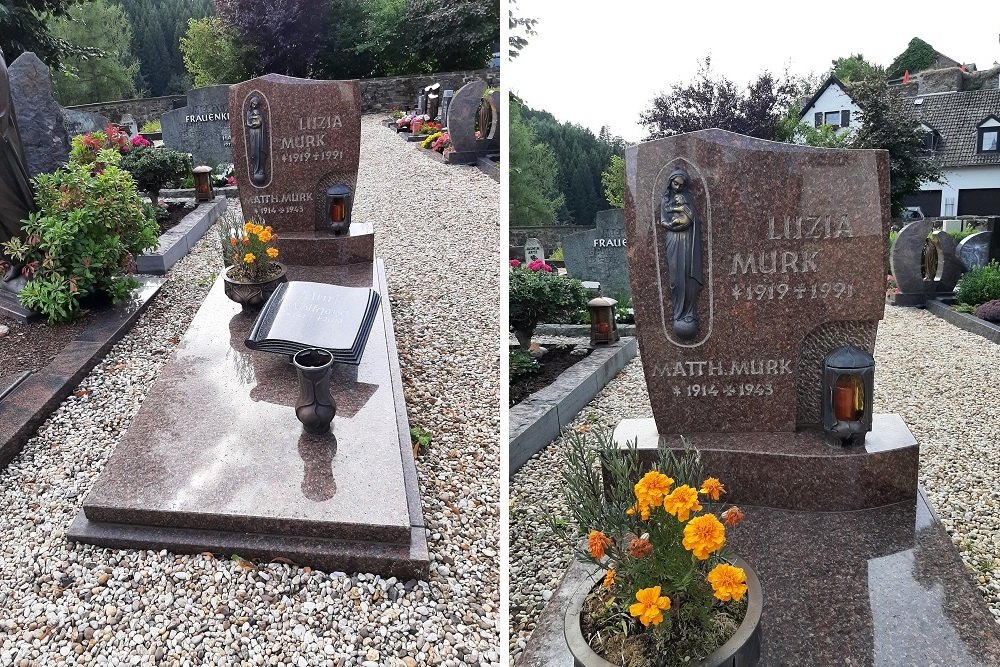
left=510, top=347, right=539, bottom=381
left=948, top=229, right=980, bottom=243
left=549, top=246, right=564, bottom=261
left=140, top=119, right=161, bottom=133
left=509, top=266, right=588, bottom=348
left=1, top=155, right=159, bottom=323
left=119, top=146, right=192, bottom=200
left=955, top=261, right=1000, bottom=307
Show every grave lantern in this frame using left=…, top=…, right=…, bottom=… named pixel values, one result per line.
left=588, top=295, right=619, bottom=346
left=325, top=184, right=351, bottom=235
left=192, top=165, right=213, bottom=202
left=822, top=346, right=875, bottom=446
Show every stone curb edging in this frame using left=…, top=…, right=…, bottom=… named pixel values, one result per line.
left=159, top=186, right=239, bottom=199
left=534, top=323, right=638, bottom=338
left=0, top=277, right=165, bottom=469
left=509, top=337, right=638, bottom=475
left=924, top=299, right=1000, bottom=344
left=137, top=196, right=227, bottom=275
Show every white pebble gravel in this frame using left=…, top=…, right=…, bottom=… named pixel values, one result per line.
left=0, top=115, right=499, bottom=667
left=509, top=305, right=1000, bottom=661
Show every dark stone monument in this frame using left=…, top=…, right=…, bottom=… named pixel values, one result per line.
left=957, top=231, right=992, bottom=270
left=229, top=74, right=370, bottom=266
left=62, top=108, right=110, bottom=136
left=161, top=85, right=233, bottom=167
left=889, top=220, right=963, bottom=306
left=562, top=209, right=631, bottom=298
left=445, top=80, right=499, bottom=165
left=615, top=129, right=915, bottom=511
left=7, top=52, right=69, bottom=177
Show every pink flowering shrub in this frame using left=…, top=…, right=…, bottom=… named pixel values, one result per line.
left=509, top=259, right=521, bottom=268
left=130, top=135, right=152, bottom=148
left=527, top=258, right=553, bottom=272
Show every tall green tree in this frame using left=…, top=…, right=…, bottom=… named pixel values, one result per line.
left=215, top=0, right=330, bottom=77
left=407, top=0, right=499, bottom=71
left=831, top=54, right=877, bottom=83
left=847, top=69, right=943, bottom=217
left=0, top=0, right=99, bottom=68
left=50, top=0, right=140, bottom=105
left=601, top=155, right=624, bottom=209
left=179, top=15, right=250, bottom=86
left=510, top=97, right=563, bottom=227
left=508, top=0, right=536, bottom=59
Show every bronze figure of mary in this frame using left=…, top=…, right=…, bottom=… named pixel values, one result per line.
left=659, top=168, right=702, bottom=340
left=245, top=95, right=266, bottom=186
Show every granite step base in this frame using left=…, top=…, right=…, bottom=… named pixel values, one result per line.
left=517, top=491, right=1000, bottom=667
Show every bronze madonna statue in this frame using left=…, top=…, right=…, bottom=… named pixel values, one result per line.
left=0, top=48, right=36, bottom=286
left=245, top=95, right=267, bottom=186
left=659, top=168, right=702, bottom=340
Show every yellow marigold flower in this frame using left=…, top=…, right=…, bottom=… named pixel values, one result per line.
left=721, top=506, right=745, bottom=528
left=707, top=563, right=747, bottom=601
left=243, top=222, right=253, bottom=233
left=700, top=477, right=726, bottom=501
left=588, top=530, right=613, bottom=559
left=682, top=514, right=726, bottom=560
left=602, top=569, right=616, bottom=589
left=266, top=247, right=279, bottom=259
left=663, top=485, right=702, bottom=522
left=628, top=586, right=671, bottom=627
left=244, top=253, right=256, bottom=263
left=258, top=229, right=272, bottom=243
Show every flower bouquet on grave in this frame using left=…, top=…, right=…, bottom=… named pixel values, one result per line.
left=228, top=220, right=281, bottom=282
left=431, top=133, right=451, bottom=153
left=554, top=428, right=759, bottom=667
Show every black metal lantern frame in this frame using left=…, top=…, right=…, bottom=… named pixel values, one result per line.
left=325, top=184, right=352, bottom=235
left=588, top=296, right=619, bottom=346
left=821, top=346, right=875, bottom=446
left=193, top=165, right=214, bottom=202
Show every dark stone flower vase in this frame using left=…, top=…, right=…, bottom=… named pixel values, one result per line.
left=565, top=556, right=762, bottom=667
left=293, top=348, right=337, bottom=435
left=222, top=262, right=287, bottom=309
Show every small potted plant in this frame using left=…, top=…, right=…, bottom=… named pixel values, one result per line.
left=556, top=429, right=762, bottom=667
left=222, top=219, right=286, bottom=308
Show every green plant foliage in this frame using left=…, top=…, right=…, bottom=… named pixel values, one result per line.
left=601, top=155, right=624, bottom=209
left=953, top=303, right=976, bottom=314
left=1, top=155, right=158, bottom=322
left=831, top=54, right=878, bottom=83
left=509, top=266, right=587, bottom=348
left=410, top=425, right=433, bottom=452
left=887, top=37, right=938, bottom=80
left=140, top=119, right=161, bottom=133
left=179, top=15, right=251, bottom=87
left=955, top=261, right=1000, bottom=307
left=0, top=0, right=102, bottom=69
left=548, top=247, right=564, bottom=261
left=509, top=97, right=564, bottom=227
left=119, top=146, right=192, bottom=200
left=49, top=0, right=141, bottom=105
left=509, top=347, right=539, bottom=382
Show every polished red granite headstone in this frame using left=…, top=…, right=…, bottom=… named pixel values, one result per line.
left=624, top=130, right=890, bottom=435
left=229, top=74, right=372, bottom=265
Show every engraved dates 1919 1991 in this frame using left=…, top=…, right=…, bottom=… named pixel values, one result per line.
left=659, top=168, right=703, bottom=340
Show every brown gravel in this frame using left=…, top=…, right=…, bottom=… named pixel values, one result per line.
left=0, top=311, right=93, bottom=380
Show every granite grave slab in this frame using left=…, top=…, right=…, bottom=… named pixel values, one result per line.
left=562, top=209, right=630, bottom=298
left=161, top=85, right=233, bottom=167
left=229, top=74, right=371, bottom=266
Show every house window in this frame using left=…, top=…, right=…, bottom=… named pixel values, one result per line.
left=814, top=110, right=851, bottom=130
left=981, top=129, right=999, bottom=153
left=923, top=130, right=940, bottom=152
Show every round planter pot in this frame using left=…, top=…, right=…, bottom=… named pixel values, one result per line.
left=565, top=557, right=762, bottom=667
left=222, top=262, right=287, bottom=309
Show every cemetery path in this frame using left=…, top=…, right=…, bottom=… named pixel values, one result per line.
left=509, top=307, right=1000, bottom=663
left=0, top=116, right=501, bottom=667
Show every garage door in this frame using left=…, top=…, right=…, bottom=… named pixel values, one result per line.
left=902, top=190, right=942, bottom=217
left=957, top=188, right=1000, bottom=216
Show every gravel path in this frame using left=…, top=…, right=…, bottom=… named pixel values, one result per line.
left=509, top=306, right=1000, bottom=662
left=0, top=115, right=500, bottom=667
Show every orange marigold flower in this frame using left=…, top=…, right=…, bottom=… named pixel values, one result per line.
left=229, top=237, right=238, bottom=246
left=634, top=471, right=673, bottom=507
left=628, top=536, right=652, bottom=559
left=628, top=586, right=671, bottom=627
left=663, top=485, right=702, bottom=522
left=707, top=563, right=747, bottom=601
left=588, top=530, right=613, bottom=559
left=244, top=253, right=256, bottom=263
left=700, top=477, right=726, bottom=501
left=682, top=514, right=726, bottom=560
left=602, top=569, right=616, bottom=589
left=242, top=237, right=250, bottom=246
left=266, top=247, right=279, bottom=259
left=258, top=229, right=272, bottom=243
left=721, top=506, right=745, bottom=528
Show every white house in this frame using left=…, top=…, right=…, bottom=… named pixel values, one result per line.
left=798, top=76, right=862, bottom=136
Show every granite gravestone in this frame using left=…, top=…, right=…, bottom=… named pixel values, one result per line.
left=889, top=220, right=963, bottom=306
left=562, top=209, right=630, bottom=298
left=7, top=52, right=69, bottom=176
left=615, top=130, right=917, bottom=512
left=957, top=231, right=992, bottom=270
left=229, top=74, right=369, bottom=266
left=524, top=238, right=543, bottom=263
left=162, top=85, right=233, bottom=166
left=62, top=108, right=110, bottom=136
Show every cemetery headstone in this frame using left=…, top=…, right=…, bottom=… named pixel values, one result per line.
left=614, top=130, right=913, bottom=512
left=440, top=89, right=454, bottom=127
left=562, top=209, right=630, bottom=298
left=524, top=238, right=544, bottom=263
left=162, top=85, right=233, bottom=167
left=228, top=74, right=369, bottom=266
left=120, top=113, right=138, bottom=137
left=62, top=108, right=110, bottom=136
left=7, top=51, right=69, bottom=177
left=446, top=80, right=492, bottom=163
left=957, top=231, right=992, bottom=270
left=889, top=221, right=963, bottom=306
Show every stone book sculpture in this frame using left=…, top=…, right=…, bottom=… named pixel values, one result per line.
left=245, top=281, right=380, bottom=365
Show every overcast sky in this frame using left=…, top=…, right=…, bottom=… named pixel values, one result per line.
left=506, top=1, right=1000, bottom=142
